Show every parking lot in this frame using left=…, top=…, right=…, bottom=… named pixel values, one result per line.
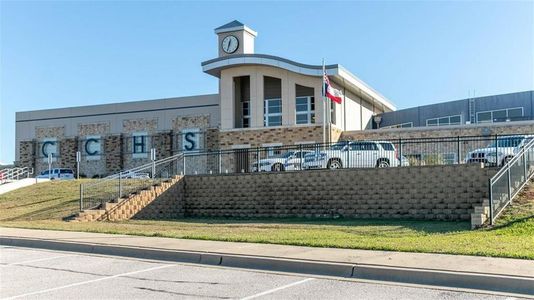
left=0, top=246, right=523, bottom=300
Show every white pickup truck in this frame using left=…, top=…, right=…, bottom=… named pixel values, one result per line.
left=465, top=135, right=534, bottom=166
left=303, top=141, right=400, bottom=169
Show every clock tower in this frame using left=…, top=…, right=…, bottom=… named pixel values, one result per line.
left=215, top=20, right=257, bottom=57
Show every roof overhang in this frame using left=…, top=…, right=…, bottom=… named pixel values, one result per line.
left=201, top=54, right=395, bottom=111
left=214, top=25, right=257, bottom=37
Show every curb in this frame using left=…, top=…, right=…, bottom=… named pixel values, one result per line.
left=1, top=236, right=533, bottom=296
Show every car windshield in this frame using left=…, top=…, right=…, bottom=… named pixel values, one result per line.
left=488, top=137, right=523, bottom=148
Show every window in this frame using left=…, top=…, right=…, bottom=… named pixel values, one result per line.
left=508, top=108, right=523, bottom=118
left=382, top=122, right=413, bottom=129
left=132, top=132, right=148, bottom=158
left=477, top=112, right=492, bottom=123
left=295, top=96, right=315, bottom=124
left=350, top=142, right=378, bottom=151
left=379, top=143, right=395, bottom=151
left=426, top=115, right=462, bottom=126
left=133, top=136, right=146, bottom=154
left=242, top=101, right=250, bottom=128
left=264, top=98, right=282, bottom=127
left=477, top=107, right=524, bottom=123
left=330, top=101, right=336, bottom=125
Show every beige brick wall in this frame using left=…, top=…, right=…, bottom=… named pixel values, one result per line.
left=180, top=164, right=495, bottom=221
left=35, top=126, right=65, bottom=139
left=122, top=118, right=158, bottom=134
left=172, top=115, right=210, bottom=131
left=218, top=125, right=324, bottom=149
left=343, top=122, right=534, bottom=140
left=78, top=123, right=110, bottom=136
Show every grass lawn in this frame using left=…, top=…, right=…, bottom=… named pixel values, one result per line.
left=0, top=179, right=533, bottom=259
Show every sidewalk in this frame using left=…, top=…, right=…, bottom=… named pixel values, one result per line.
left=1, top=227, right=533, bottom=295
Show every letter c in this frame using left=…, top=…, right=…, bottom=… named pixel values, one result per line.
left=85, top=138, right=99, bottom=156
left=41, top=141, right=55, bottom=157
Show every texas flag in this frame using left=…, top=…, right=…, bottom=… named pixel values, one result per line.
left=323, top=72, right=343, bottom=104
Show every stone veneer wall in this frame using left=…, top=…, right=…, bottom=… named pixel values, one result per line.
left=342, top=122, right=534, bottom=140
left=78, top=123, right=110, bottom=136
left=179, top=164, right=494, bottom=220
left=18, top=141, right=35, bottom=171
left=77, top=123, right=110, bottom=177
left=104, top=135, right=123, bottom=174
left=172, top=114, right=210, bottom=130
left=35, top=126, right=65, bottom=139
left=218, top=125, right=324, bottom=149
left=59, top=138, right=78, bottom=173
left=153, top=132, right=173, bottom=159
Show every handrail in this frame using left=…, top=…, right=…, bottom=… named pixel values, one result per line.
left=0, top=167, right=33, bottom=181
left=82, top=152, right=185, bottom=189
left=79, top=152, right=185, bottom=211
left=490, top=138, right=534, bottom=184
left=488, top=138, right=534, bottom=224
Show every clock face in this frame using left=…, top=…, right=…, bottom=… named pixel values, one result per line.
left=221, top=35, right=239, bottom=54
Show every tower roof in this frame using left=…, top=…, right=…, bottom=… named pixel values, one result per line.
left=214, top=20, right=257, bottom=36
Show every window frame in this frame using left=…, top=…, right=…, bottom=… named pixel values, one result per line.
left=264, top=98, right=282, bottom=127
left=295, top=96, right=315, bottom=125
left=242, top=101, right=250, bottom=128
left=476, top=107, right=524, bottom=123
left=382, top=122, right=413, bottom=129
left=132, top=132, right=148, bottom=159
left=426, top=115, right=462, bottom=127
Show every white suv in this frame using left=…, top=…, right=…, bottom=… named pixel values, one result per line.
left=465, top=135, right=533, bottom=166
left=36, top=168, right=75, bottom=180
left=303, top=141, right=400, bottom=169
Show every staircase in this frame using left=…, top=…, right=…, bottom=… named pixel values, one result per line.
left=471, top=199, right=490, bottom=229
left=72, top=175, right=183, bottom=222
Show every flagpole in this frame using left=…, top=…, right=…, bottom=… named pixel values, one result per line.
left=322, top=59, right=326, bottom=145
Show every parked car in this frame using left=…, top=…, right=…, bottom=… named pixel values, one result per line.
left=120, top=171, right=151, bottom=179
left=465, top=135, right=534, bottom=166
left=303, top=141, right=400, bottom=169
left=252, top=150, right=314, bottom=172
left=36, top=168, right=75, bottom=180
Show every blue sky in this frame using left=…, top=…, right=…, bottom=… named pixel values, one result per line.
left=1, top=1, right=533, bottom=164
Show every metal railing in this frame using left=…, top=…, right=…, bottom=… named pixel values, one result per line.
left=79, top=153, right=185, bottom=211
left=0, top=167, right=33, bottom=183
left=488, top=138, right=534, bottom=225
left=178, top=135, right=528, bottom=174
left=79, top=134, right=534, bottom=211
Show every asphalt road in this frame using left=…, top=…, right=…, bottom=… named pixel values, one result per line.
left=0, top=246, right=524, bottom=300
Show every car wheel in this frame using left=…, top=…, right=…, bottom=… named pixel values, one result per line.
left=327, top=159, right=342, bottom=169
left=377, top=159, right=390, bottom=168
left=271, top=163, right=284, bottom=172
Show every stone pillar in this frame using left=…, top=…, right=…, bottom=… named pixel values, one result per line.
left=59, top=138, right=78, bottom=173
left=206, top=128, right=221, bottom=172
left=19, top=141, right=36, bottom=171
left=105, top=135, right=123, bottom=174
left=153, top=131, right=173, bottom=160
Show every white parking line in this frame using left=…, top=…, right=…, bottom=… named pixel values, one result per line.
left=240, top=278, right=315, bottom=300
left=2, top=264, right=175, bottom=300
left=1, top=255, right=76, bottom=266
